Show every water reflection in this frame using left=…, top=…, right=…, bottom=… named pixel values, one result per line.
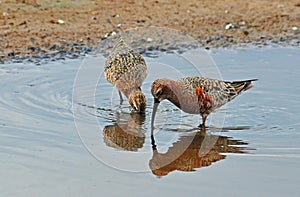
left=150, top=128, right=249, bottom=177
left=102, top=111, right=250, bottom=176
left=103, top=112, right=146, bottom=151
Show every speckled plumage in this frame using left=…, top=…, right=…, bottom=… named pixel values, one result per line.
left=151, top=77, right=257, bottom=127
left=105, top=39, right=147, bottom=112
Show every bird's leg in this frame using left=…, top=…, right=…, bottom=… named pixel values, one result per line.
left=202, top=116, right=207, bottom=129
left=198, top=115, right=207, bottom=129
left=118, top=90, right=124, bottom=105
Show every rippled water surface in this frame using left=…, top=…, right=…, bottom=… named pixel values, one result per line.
left=1, top=48, right=300, bottom=196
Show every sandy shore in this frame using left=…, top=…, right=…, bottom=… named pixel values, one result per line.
left=1, top=0, right=300, bottom=63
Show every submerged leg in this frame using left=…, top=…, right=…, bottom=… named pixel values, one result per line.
left=118, top=90, right=124, bottom=105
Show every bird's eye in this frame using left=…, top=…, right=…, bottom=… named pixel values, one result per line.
left=155, top=89, right=163, bottom=96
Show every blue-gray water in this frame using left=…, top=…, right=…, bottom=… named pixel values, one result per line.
left=0, top=48, right=299, bottom=196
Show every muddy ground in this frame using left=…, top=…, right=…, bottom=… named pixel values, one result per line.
left=1, top=0, right=300, bottom=63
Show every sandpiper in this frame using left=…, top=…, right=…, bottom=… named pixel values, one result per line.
left=151, top=77, right=257, bottom=128
left=105, top=39, right=147, bottom=113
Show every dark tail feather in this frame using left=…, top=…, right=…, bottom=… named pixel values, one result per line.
left=230, top=79, right=258, bottom=94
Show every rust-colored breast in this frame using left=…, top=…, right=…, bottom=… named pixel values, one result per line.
left=195, top=86, right=213, bottom=108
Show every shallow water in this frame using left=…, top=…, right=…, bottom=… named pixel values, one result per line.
left=1, top=48, right=300, bottom=196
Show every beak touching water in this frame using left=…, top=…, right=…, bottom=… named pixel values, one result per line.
left=151, top=99, right=160, bottom=136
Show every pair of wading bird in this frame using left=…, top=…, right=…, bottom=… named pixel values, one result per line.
left=105, top=39, right=257, bottom=130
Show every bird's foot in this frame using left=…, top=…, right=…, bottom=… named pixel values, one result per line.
left=198, top=123, right=205, bottom=128
left=198, top=124, right=206, bottom=131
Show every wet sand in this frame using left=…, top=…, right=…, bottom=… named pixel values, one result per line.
left=1, top=0, right=300, bottom=63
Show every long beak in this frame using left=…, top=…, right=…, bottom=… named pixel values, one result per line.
left=151, top=99, right=160, bottom=136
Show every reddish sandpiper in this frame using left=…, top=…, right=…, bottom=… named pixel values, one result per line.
left=151, top=77, right=257, bottom=129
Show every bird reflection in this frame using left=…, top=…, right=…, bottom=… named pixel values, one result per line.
left=103, top=112, right=146, bottom=151
left=150, top=128, right=249, bottom=177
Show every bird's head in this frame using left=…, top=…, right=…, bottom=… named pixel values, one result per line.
left=151, top=79, right=171, bottom=104
left=129, top=91, right=146, bottom=113
left=151, top=79, right=174, bottom=134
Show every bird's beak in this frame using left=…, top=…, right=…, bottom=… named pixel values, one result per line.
left=151, top=99, right=160, bottom=136
left=133, top=102, right=138, bottom=111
